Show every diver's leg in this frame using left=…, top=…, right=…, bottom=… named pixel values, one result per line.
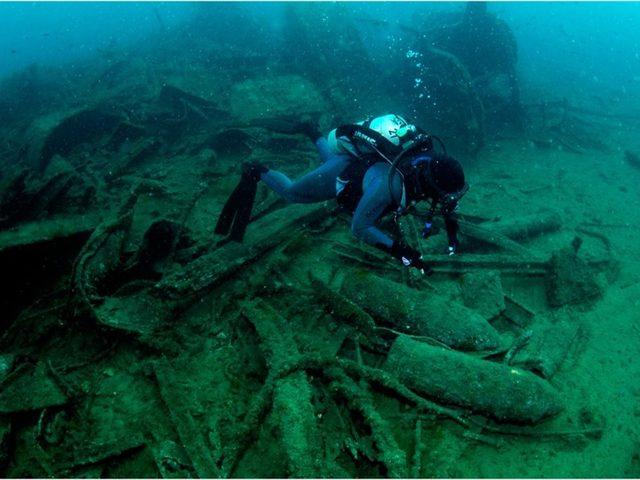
left=261, top=148, right=350, bottom=203
left=315, top=137, right=336, bottom=163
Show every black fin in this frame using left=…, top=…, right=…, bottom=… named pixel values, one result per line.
left=214, top=174, right=259, bottom=242
left=214, top=182, right=243, bottom=236
left=228, top=178, right=258, bottom=242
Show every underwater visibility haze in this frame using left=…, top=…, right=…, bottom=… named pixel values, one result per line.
left=0, top=1, right=640, bottom=477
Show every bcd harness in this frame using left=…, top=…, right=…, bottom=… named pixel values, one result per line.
left=333, top=121, right=444, bottom=220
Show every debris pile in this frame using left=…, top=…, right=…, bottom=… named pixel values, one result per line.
left=0, top=3, right=621, bottom=476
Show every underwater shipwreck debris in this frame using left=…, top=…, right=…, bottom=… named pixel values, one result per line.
left=526, top=100, right=613, bottom=155
left=0, top=162, right=97, bottom=230
left=460, top=271, right=506, bottom=320
left=105, top=138, right=162, bottom=182
left=229, top=75, right=327, bottom=122
left=281, top=3, right=377, bottom=105
left=490, top=211, right=563, bottom=242
left=406, top=253, right=548, bottom=276
left=403, top=44, right=486, bottom=154
left=399, top=2, right=524, bottom=151
left=308, top=274, right=378, bottom=345
left=243, top=301, right=325, bottom=478
left=506, top=312, right=581, bottom=379
left=206, top=128, right=254, bottom=158
left=133, top=219, right=191, bottom=272
left=339, top=270, right=501, bottom=351
left=106, top=121, right=146, bottom=151
left=158, top=203, right=332, bottom=306
left=154, top=358, right=221, bottom=478
left=502, top=295, right=536, bottom=328
left=69, top=181, right=166, bottom=325
left=545, top=242, right=604, bottom=308
left=158, top=84, right=228, bottom=125
left=72, top=203, right=331, bottom=340
left=54, top=433, right=146, bottom=477
left=234, top=300, right=420, bottom=478
left=38, top=107, right=122, bottom=170
left=384, top=336, right=563, bottom=424
left=149, top=440, right=194, bottom=478
left=0, top=362, right=68, bottom=414
left=455, top=218, right=541, bottom=257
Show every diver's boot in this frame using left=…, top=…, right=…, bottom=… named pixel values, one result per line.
left=215, top=162, right=268, bottom=242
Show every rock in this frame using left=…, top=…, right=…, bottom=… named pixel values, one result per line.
left=460, top=271, right=505, bottom=320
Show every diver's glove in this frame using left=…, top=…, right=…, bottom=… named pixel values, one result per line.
left=383, top=241, right=433, bottom=275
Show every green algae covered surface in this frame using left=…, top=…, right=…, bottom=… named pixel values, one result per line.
left=0, top=3, right=640, bottom=478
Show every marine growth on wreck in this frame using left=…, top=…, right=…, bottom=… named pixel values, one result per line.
left=0, top=2, right=639, bottom=478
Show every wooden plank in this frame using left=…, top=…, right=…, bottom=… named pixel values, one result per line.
left=421, top=253, right=548, bottom=276
left=154, top=359, right=219, bottom=478
left=0, top=213, right=102, bottom=252
left=155, top=204, right=330, bottom=304
left=458, top=219, right=542, bottom=257
left=243, top=301, right=324, bottom=477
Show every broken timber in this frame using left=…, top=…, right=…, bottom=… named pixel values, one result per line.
left=239, top=300, right=324, bottom=477
left=156, top=204, right=331, bottom=306
left=154, top=358, right=220, bottom=478
left=421, top=253, right=548, bottom=276
left=457, top=219, right=542, bottom=258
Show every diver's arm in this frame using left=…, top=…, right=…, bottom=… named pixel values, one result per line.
left=352, top=163, right=430, bottom=272
left=350, top=164, right=395, bottom=248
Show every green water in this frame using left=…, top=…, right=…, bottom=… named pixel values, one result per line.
left=0, top=2, right=639, bottom=478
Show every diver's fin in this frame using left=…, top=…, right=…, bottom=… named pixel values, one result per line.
left=228, top=177, right=258, bottom=242
left=214, top=183, right=243, bottom=236
left=214, top=173, right=259, bottom=242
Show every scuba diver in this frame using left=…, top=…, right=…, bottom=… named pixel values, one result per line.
left=215, top=114, right=468, bottom=274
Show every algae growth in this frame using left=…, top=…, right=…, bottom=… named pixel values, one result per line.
left=0, top=2, right=639, bottom=478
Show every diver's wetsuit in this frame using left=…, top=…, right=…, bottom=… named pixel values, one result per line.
left=261, top=137, right=406, bottom=249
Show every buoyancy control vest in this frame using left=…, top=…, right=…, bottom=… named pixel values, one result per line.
left=329, top=115, right=435, bottom=213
